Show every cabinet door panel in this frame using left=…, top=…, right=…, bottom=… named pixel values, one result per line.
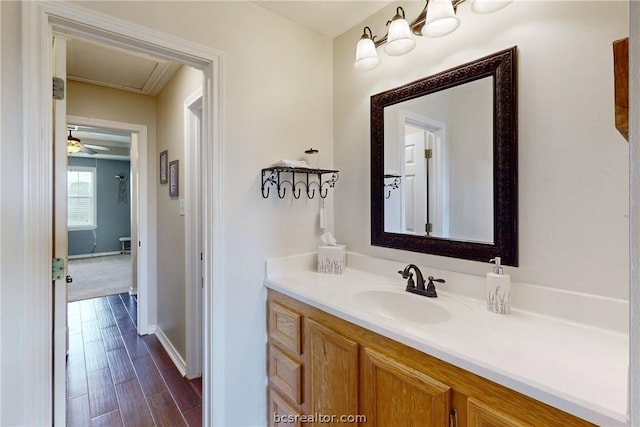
left=269, top=302, right=302, bottom=355
left=270, top=389, right=302, bottom=427
left=362, top=348, right=451, bottom=427
left=269, top=344, right=303, bottom=405
left=467, top=398, right=532, bottom=427
left=305, top=319, right=359, bottom=425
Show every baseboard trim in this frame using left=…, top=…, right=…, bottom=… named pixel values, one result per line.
left=68, top=251, right=123, bottom=259
left=152, top=325, right=187, bottom=376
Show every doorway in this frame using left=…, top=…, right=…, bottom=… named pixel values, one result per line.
left=22, top=3, right=225, bottom=426
left=58, top=35, right=205, bottom=425
left=66, top=124, right=135, bottom=303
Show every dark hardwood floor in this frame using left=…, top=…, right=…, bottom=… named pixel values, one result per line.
left=66, top=293, right=202, bottom=427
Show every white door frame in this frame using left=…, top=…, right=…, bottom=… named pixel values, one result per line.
left=184, top=89, right=203, bottom=379
left=52, top=35, right=68, bottom=427
left=22, top=2, right=225, bottom=426
left=398, top=111, right=447, bottom=236
left=67, top=115, right=150, bottom=334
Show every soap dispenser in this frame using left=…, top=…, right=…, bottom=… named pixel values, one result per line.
left=486, top=257, right=511, bottom=314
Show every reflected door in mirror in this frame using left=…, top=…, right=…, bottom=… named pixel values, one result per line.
left=384, top=77, right=494, bottom=244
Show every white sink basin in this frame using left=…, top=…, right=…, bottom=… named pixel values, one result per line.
left=352, top=289, right=471, bottom=324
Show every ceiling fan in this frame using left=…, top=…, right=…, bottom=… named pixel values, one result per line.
left=67, top=129, right=112, bottom=155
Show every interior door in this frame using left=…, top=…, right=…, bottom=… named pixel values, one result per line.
left=52, top=34, right=69, bottom=426
left=402, top=124, right=427, bottom=235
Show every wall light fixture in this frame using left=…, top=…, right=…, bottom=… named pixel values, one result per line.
left=354, top=0, right=512, bottom=70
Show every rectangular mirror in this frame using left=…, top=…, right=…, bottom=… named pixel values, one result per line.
left=371, top=47, right=518, bottom=265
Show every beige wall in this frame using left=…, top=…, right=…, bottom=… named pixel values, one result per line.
left=155, top=65, right=202, bottom=359
left=67, top=80, right=159, bottom=324
left=334, top=1, right=629, bottom=300
left=68, top=65, right=201, bottom=371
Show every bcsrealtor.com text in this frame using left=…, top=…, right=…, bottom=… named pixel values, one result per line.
left=273, top=413, right=367, bottom=424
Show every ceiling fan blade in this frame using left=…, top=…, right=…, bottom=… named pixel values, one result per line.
left=80, top=146, right=98, bottom=155
left=82, top=143, right=112, bottom=152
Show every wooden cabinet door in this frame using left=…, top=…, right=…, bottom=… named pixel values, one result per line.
left=361, top=348, right=451, bottom=427
left=305, top=319, right=359, bottom=426
left=269, top=389, right=302, bottom=427
left=467, top=398, right=532, bottom=427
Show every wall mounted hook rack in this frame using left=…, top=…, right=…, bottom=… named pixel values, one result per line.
left=384, top=174, right=401, bottom=199
left=261, top=166, right=339, bottom=199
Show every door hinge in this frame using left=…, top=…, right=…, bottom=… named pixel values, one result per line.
left=425, top=223, right=433, bottom=233
left=425, top=149, right=432, bottom=159
left=52, top=258, right=64, bottom=280
left=53, top=77, right=65, bottom=100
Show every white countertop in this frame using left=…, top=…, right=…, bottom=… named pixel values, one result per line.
left=265, top=267, right=628, bottom=426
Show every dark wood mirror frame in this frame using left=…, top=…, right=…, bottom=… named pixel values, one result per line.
left=371, top=46, right=518, bottom=266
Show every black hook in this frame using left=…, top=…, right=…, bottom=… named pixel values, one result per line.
left=293, top=186, right=302, bottom=199
left=277, top=185, right=287, bottom=199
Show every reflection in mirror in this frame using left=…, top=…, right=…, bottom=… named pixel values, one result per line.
left=383, top=77, right=494, bottom=243
left=371, top=47, right=517, bottom=266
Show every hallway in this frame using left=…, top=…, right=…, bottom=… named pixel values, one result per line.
left=66, top=293, right=202, bottom=426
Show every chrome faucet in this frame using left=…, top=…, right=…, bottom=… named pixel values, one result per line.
left=398, top=264, right=445, bottom=298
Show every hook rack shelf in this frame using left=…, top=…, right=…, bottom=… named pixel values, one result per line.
left=384, top=174, right=401, bottom=199
left=261, top=166, right=339, bottom=199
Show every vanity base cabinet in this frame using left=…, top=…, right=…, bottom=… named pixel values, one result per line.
left=305, top=319, right=359, bottom=425
left=467, top=397, right=532, bottom=427
left=267, top=290, right=595, bottom=427
left=267, top=301, right=303, bottom=427
left=269, top=389, right=302, bottom=427
left=361, top=347, right=451, bottom=427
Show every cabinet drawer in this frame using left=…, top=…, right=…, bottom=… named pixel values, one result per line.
left=268, top=301, right=302, bottom=355
left=269, top=344, right=302, bottom=405
left=269, top=389, right=302, bottom=427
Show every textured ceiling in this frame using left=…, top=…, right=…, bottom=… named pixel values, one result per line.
left=66, top=36, right=181, bottom=96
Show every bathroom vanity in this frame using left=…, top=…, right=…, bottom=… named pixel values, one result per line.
left=264, top=255, right=627, bottom=427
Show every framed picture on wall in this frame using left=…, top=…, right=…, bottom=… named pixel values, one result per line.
left=160, top=150, right=168, bottom=184
left=169, top=160, right=179, bottom=197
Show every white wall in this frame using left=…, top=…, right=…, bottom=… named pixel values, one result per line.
left=334, top=1, right=630, bottom=300
left=155, top=65, right=202, bottom=359
left=447, top=79, right=493, bottom=242
left=0, top=2, right=25, bottom=424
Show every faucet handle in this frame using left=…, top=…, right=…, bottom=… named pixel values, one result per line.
left=424, top=276, right=445, bottom=298
left=398, top=270, right=415, bottom=289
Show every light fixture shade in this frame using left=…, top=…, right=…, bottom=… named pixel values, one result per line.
left=384, top=18, right=415, bottom=56
left=67, top=141, right=81, bottom=153
left=354, top=37, right=380, bottom=70
left=422, top=0, right=461, bottom=38
left=471, top=0, right=512, bottom=14
left=67, top=130, right=82, bottom=153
